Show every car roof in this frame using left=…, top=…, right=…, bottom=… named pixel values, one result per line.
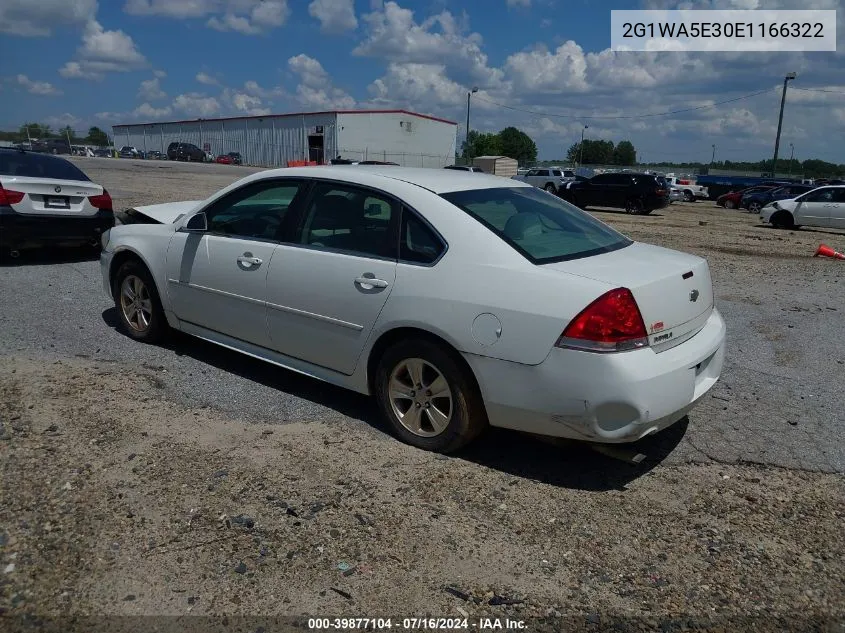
left=250, top=165, right=533, bottom=194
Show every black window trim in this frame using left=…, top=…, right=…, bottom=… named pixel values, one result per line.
left=397, top=203, right=449, bottom=268
left=440, top=186, right=633, bottom=266
left=178, top=176, right=310, bottom=244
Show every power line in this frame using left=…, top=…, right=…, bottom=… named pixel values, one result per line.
left=473, top=87, right=776, bottom=120
left=792, top=86, right=845, bottom=95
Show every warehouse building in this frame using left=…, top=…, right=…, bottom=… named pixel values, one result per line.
left=112, top=109, right=458, bottom=169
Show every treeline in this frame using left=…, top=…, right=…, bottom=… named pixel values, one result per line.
left=462, top=127, right=538, bottom=163
left=566, top=139, right=637, bottom=166
left=0, top=123, right=110, bottom=147
left=642, top=158, right=845, bottom=179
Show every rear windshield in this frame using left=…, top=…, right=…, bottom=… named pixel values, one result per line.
left=440, top=186, right=632, bottom=264
left=0, top=151, right=91, bottom=182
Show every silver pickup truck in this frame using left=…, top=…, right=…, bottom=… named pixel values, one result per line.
left=511, top=167, right=576, bottom=193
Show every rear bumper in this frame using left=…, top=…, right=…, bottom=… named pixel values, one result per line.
left=0, top=206, right=114, bottom=248
left=464, top=308, right=726, bottom=444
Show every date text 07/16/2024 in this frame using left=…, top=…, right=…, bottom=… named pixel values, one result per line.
left=307, top=618, right=527, bottom=630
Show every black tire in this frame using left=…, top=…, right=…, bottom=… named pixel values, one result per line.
left=748, top=201, right=761, bottom=213
left=725, top=199, right=736, bottom=209
left=770, top=210, right=795, bottom=229
left=683, top=190, right=695, bottom=202
left=544, top=183, right=556, bottom=193
left=374, top=338, right=487, bottom=453
left=113, top=259, right=168, bottom=343
left=625, top=198, right=645, bottom=215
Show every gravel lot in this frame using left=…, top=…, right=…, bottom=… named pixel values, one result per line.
left=1, top=157, right=844, bottom=629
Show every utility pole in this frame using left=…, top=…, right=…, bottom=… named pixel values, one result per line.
left=465, top=86, right=478, bottom=164
left=771, top=72, right=796, bottom=177
left=711, top=144, right=716, bottom=167
left=65, top=127, right=73, bottom=152
left=578, top=125, right=589, bottom=168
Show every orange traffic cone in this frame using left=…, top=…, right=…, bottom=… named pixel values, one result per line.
left=814, top=244, right=845, bottom=260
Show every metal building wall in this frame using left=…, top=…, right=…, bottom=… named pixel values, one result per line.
left=112, top=112, right=338, bottom=167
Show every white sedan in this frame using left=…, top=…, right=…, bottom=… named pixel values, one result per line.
left=760, top=185, right=845, bottom=230
left=100, top=166, right=726, bottom=452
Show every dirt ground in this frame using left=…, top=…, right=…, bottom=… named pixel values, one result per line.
left=1, top=158, right=844, bottom=631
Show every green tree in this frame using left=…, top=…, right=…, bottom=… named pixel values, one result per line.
left=612, top=140, right=637, bottom=166
left=462, top=130, right=502, bottom=159
left=59, top=125, right=78, bottom=142
left=567, top=139, right=615, bottom=165
left=497, top=126, right=537, bottom=164
left=20, top=122, right=51, bottom=140
left=86, top=126, right=109, bottom=146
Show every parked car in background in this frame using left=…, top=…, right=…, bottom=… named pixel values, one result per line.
left=444, top=165, right=485, bottom=172
left=741, top=184, right=814, bottom=213
left=511, top=167, right=575, bottom=193
left=100, top=165, right=724, bottom=453
left=760, top=185, right=845, bottom=230
left=668, top=186, right=684, bottom=204
left=561, top=172, right=670, bottom=214
left=215, top=152, right=243, bottom=165
left=39, top=139, right=72, bottom=155
left=166, top=142, right=205, bottom=162
left=664, top=175, right=709, bottom=202
left=119, top=146, right=141, bottom=159
left=716, top=185, right=778, bottom=209
left=93, top=148, right=112, bottom=158
left=0, top=148, right=114, bottom=255
left=358, top=160, right=399, bottom=165
left=146, top=150, right=165, bottom=160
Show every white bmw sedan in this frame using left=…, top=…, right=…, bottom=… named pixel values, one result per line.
left=100, top=166, right=726, bottom=453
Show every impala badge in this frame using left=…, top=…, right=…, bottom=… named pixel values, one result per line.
left=689, top=289, right=700, bottom=302
left=54, top=186, right=62, bottom=193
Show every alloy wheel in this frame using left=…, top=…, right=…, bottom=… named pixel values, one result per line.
left=120, top=275, right=153, bottom=333
left=388, top=358, right=453, bottom=437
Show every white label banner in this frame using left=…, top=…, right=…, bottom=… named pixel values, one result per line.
left=611, top=10, right=837, bottom=52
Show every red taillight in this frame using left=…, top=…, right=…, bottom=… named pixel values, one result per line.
left=88, top=190, right=113, bottom=211
left=556, top=288, right=649, bottom=353
left=0, top=186, right=25, bottom=205
left=656, top=188, right=666, bottom=195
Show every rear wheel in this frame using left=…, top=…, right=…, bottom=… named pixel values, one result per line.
left=113, top=260, right=168, bottom=343
left=725, top=199, right=736, bottom=209
left=374, top=338, right=487, bottom=453
left=625, top=198, right=644, bottom=215
left=748, top=201, right=762, bottom=213
left=544, top=183, right=556, bottom=193
left=770, top=210, right=795, bottom=229
left=683, top=190, right=695, bottom=202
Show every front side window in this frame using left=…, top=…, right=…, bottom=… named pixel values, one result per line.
left=298, top=183, right=397, bottom=259
left=441, top=186, right=631, bottom=264
left=203, top=180, right=303, bottom=240
left=801, top=188, right=834, bottom=203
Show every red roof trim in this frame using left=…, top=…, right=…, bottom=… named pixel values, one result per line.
left=114, top=108, right=457, bottom=129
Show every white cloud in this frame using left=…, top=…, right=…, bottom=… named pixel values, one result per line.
left=288, top=54, right=356, bottom=109
left=353, top=1, right=503, bottom=88
left=243, top=80, right=286, bottom=99
left=60, top=19, right=147, bottom=80
left=154, top=69, right=167, bottom=78
left=369, top=63, right=478, bottom=108
left=16, top=74, right=62, bottom=96
left=138, top=77, right=166, bottom=100
left=45, top=113, right=83, bottom=129
left=308, top=0, right=358, bottom=33
left=196, top=71, right=220, bottom=86
left=134, top=102, right=173, bottom=119
left=173, top=92, right=221, bottom=117
left=504, top=42, right=589, bottom=94
left=0, top=0, right=97, bottom=37
left=126, top=0, right=289, bottom=34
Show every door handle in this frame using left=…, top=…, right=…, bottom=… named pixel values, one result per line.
left=237, top=254, right=263, bottom=266
left=354, top=276, right=389, bottom=289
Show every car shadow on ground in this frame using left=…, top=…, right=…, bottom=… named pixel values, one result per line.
left=102, top=307, right=687, bottom=492
left=0, top=246, right=99, bottom=267
left=585, top=207, right=666, bottom=218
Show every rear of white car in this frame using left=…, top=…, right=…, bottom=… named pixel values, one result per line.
left=0, top=149, right=114, bottom=253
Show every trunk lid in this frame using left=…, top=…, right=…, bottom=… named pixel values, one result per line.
left=544, top=242, right=714, bottom=352
left=0, top=177, right=102, bottom=217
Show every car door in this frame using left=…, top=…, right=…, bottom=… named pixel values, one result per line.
left=165, top=178, right=307, bottom=348
left=264, top=181, right=399, bottom=375
left=793, top=187, right=833, bottom=227
left=827, top=188, right=845, bottom=229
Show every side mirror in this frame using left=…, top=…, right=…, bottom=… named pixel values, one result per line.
left=185, top=212, right=208, bottom=232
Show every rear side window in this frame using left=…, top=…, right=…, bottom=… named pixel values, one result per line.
left=400, top=209, right=445, bottom=265
left=0, top=152, right=91, bottom=181
left=441, top=186, right=631, bottom=264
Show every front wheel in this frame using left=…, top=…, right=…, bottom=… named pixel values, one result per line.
left=113, top=260, right=168, bottom=343
left=748, top=201, right=761, bottom=213
left=374, top=338, right=487, bottom=453
left=683, top=190, right=695, bottom=202
left=725, top=199, right=736, bottom=209
left=770, top=210, right=795, bottom=229
left=625, top=198, right=645, bottom=215
left=544, top=183, right=556, bottom=193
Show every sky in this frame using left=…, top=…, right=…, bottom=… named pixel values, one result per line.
left=0, top=0, right=843, bottom=163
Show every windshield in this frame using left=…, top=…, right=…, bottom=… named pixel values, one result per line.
left=0, top=151, right=91, bottom=181
left=440, top=186, right=632, bottom=264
